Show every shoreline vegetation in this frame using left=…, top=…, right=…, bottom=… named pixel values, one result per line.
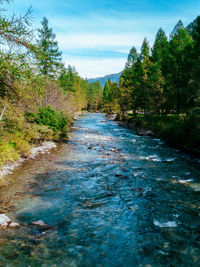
left=1, top=0, right=200, bottom=182
left=0, top=1, right=103, bottom=178
left=102, top=18, right=200, bottom=159
left=114, top=114, right=200, bottom=159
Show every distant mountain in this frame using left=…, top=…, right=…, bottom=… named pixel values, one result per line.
left=88, top=72, right=122, bottom=87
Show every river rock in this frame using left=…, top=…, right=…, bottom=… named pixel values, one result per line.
left=31, top=220, right=55, bottom=231
left=137, top=128, right=155, bottom=137
left=0, top=214, right=11, bottom=229
left=32, top=220, right=46, bottom=226
left=0, top=214, right=20, bottom=229
left=9, top=222, right=21, bottom=228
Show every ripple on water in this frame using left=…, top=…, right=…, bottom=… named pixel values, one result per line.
left=153, top=220, right=178, bottom=228
left=1, top=113, right=200, bottom=267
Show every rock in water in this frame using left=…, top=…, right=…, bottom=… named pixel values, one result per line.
left=9, top=222, right=20, bottom=228
left=0, top=214, right=11, bottom=229
left=31, top=220, right=55, bottom=231
left=0, top=214, right=21, bottom=229
left=32, top=220, right=46, bottom=226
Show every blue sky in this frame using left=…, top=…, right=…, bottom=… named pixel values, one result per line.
left=5, top=0, right=200, bottom=78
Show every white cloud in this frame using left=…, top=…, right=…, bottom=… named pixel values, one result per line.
left=56, top=32, right=144, bottom=51
left=63, top=55, right=126, bottom=79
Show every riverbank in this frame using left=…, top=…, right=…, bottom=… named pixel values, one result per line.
left=115, top=114, right=200, bottom=159
left=0, top=111, right=85, bottom=185
left=0, top=113, right=200, bottom=266
left=0, top=141, right=57, bottom=182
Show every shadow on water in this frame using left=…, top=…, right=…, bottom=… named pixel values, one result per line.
left=0, top=113, right=200, bottom=266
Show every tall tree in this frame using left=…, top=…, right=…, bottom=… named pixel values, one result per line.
left=190, top=16, right=200, bottom=109
left=168, top=21, right=193, bottom=113
left=37, top=17, right=62, bottom=78
left=103, top=81, right=111, bottom=104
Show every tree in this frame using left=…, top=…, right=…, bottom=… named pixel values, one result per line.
left=167, top=21, right=193, bottom=113
left=59, top=65, right=76, bottom=93
left=189, top=16, right=200, bottom=109
left=103, top=81, right=111, bottom=104
left=125, top=46, right=138, bottom=68
left=152, top=28, right=168, bottom=65
left=37, top=17, right=62, bottom=78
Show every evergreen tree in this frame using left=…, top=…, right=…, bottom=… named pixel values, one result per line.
left=59, top=65, right=76, bottom=93
left=189, top=16, right=200, bottom=109
left=125, top=47, right=138, bottom=68
left=103, top=81, right=111, bottom=103
left=152, top=28, right=168, bottom=65
left=37, top=17, right=62, bottom=78
left=168, top=21, right=193, bottom=113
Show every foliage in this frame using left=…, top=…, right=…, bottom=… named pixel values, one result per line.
left=36, top=17, right=62, bottom=78
left=37, top=106, right=67, bottom=132
left=0, top=1, right=103, bottom=168
left=103, top=17, right=200, bottom=154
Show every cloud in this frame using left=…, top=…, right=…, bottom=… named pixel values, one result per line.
left=56, top=32, right=145, bottom=51
left=62, top=55, right=126, bottom=79
left=9, top=0, right=200, bottom=78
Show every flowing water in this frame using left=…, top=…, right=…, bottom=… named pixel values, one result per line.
left=0, top=113, right=200, bottom=267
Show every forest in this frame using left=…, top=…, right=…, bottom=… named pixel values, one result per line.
left=102, top=19, right=200, bottom=155
left=0, top=1, right=103, bottom=167
left=1, top=0, right=200, bottom=169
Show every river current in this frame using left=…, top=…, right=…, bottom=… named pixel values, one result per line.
left=0, top=113, right=200, bottom=266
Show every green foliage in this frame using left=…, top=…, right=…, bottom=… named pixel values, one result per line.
left=37, top=106, right=67, bottom=132
left=59, top=65, right=76, bottom=92
left=24, top=124, right=54, bottom=143
left=36, top=17, right=62, bottom=78
left=25, top=112, right=38, bottom=123
left=0, top=141, right=19, bottom=166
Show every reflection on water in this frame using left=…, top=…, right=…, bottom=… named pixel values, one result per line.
left=0, top=113, right=200, bottom=266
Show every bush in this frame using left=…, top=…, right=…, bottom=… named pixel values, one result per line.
left=25, top=112, right=38, bottom=123
left=25, top=106, right=69, bottom=140
left=37, top=106, right=68, bottom=133
left=24, top=124, right=54, bottom=143
left=7, top=133, right=32, bottom=158
left=0, top=141, right=19, bottom=166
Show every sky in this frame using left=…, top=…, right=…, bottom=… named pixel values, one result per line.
left=5, top=0, right=200, bottom=78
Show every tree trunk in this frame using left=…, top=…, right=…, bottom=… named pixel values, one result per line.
left=0, top=104, right=7, bottom=121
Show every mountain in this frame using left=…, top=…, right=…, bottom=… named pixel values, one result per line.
left=88, top=72, right=122, bottom=87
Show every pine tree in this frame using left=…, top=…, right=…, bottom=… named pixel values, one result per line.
left=189, top=16, right=200, bottom=109
left=152, top=28, right=168, bottom=65
left=103, top=81, right=111, bottom=103
left=37, top=17, right=62, bottom=78
left=168, top=21, right=193, bottom=113
left=125, top=46, right=138, bottom=68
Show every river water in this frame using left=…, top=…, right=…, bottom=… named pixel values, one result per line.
left=0, top=113, right=200, bottom=266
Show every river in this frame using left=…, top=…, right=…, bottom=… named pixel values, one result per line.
left=0, top=113, right=200, bottom=266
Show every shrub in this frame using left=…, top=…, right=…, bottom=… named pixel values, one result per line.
left=24, top=124, right=54, bottom=143
left=7, top=133, right=32, bottom=158
left=25, top=112, right=38, bottom=123
left=0, top=141, right=19, bottom=166
left=37, top=106, right=68, bottom=133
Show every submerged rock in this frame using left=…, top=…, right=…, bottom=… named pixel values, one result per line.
left=31, top=220, right=56, bottom=231
left=31, top=220, right=47, bottom=226
left=137, top=128, right=155, bottom=137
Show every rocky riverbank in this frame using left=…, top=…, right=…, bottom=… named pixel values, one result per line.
left=116, top=120, right=156, bottom=137
left=0, top=141, right=57, bottom=182
left=115, top=116, right=200, bottom=159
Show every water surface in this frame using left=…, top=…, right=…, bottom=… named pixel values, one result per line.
left=0, top=113, right=200, bottom=266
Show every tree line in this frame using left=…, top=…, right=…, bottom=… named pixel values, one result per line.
left=102, top=18, right=200, bottom=154
left=0, top=1, right=103, bottom=167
